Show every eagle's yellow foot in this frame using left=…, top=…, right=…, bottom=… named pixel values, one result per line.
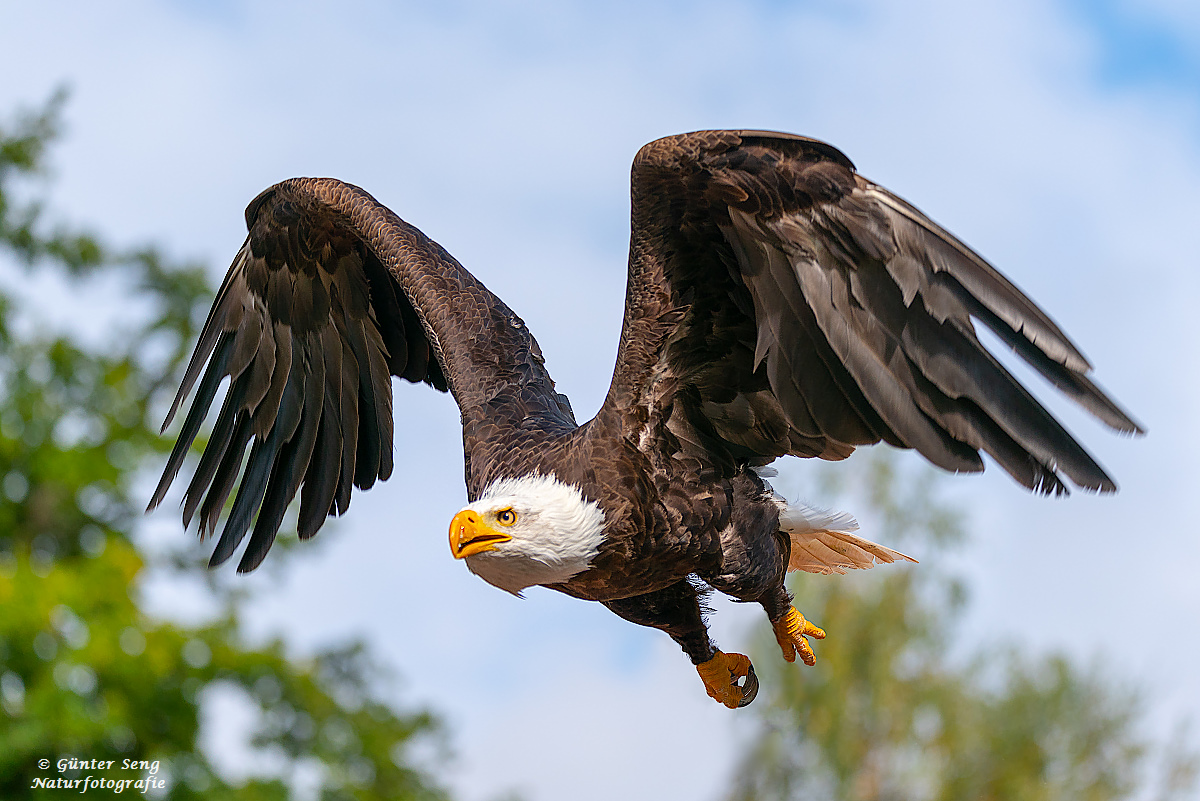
left=772, top=605, right=826, bottom=666
left=696, top=651, right=759, bottom=709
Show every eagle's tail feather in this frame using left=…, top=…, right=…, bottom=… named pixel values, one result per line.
left=778, top=501, right=916, bottom=575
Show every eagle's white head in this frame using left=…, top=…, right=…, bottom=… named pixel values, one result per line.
left=448, top=473, right=606, bottom=595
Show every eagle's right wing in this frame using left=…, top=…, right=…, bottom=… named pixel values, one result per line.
left=602, top=131, right=1141, bottom=493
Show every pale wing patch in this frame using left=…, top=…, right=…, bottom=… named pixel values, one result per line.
left=779, top=500, right=916, bottom=575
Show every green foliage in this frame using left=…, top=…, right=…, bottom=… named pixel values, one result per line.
left=0, top=95, right=448, bottom=800
left=727, top=454, right=1198, bottom=801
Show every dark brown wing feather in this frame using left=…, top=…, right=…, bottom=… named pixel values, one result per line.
left=149, top=178, right=569, bottom=571
left=601, top=130, right=1141, bottom=494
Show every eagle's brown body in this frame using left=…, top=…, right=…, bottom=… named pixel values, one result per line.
left=151, top=131, right=1139, bottom=700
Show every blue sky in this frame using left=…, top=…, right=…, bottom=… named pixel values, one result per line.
left=2, top=1, right=1198, bottom=799
left=1070, top=0, right=1200, bottom=92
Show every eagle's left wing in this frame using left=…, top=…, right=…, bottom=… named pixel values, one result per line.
left=148, top=178, right=571, bottom=572
left=600, top=131, right=1141, bottom=493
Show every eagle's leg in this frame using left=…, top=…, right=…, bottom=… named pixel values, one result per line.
left=702, top=487, right=828, bottom=667
left=770, top=605, right=826, bottom=666
left=603, top=579, right=758, bottom=708
left=695, top=651, right=759, bottom=709
left=720, top=573, right=827, bottom=667
left=715, top=575, right=827, bottom=666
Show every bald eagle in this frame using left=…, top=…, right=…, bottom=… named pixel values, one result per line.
left=149, top=131, right=1140, bottom=708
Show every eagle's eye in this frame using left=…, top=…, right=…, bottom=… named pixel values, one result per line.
left=495, top=508, right=517, bottom=526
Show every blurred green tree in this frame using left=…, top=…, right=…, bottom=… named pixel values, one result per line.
left=726, top=454, right=1198, bottom=801
left=0, top=94, right=448, bottom=800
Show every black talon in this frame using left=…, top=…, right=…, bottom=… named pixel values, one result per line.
left=737, top=662, right=759, bottom=707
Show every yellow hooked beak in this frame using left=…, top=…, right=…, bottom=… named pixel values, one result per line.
left=449, top=509, right=512, bottom=559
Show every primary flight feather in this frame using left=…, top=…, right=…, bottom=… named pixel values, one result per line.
left=150, top=130, right=1141, bottom=708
